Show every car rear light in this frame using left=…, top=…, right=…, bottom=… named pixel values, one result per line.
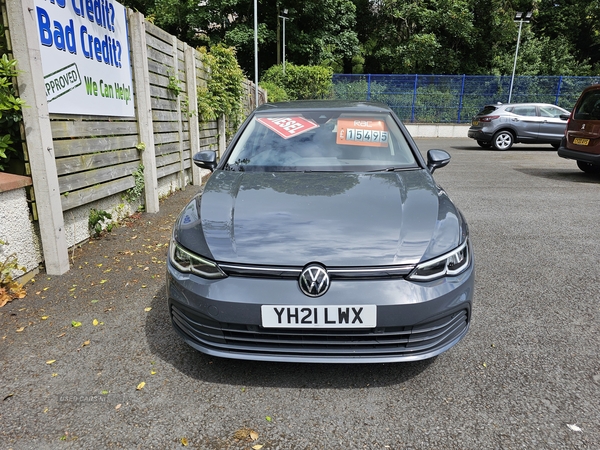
left=478, top=115, right=500, bottom=122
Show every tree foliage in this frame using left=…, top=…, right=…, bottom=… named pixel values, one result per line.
left=68, top=0, right=600, bottom=77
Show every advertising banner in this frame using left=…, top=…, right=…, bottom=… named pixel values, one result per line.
left=33, top=0, right=134, bottom=117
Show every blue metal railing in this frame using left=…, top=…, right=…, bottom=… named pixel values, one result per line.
left=332, top=74, right=600, bottom=123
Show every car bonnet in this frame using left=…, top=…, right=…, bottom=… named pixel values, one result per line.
left=176, top=170, right=463, bottom=267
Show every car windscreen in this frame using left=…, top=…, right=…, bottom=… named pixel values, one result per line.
left=574, top=90, right=600, bottom=121
left=223, top=112, right=419, bottom=172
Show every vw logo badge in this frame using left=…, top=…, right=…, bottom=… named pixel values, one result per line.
left=299, top=264, right=330, bottom=297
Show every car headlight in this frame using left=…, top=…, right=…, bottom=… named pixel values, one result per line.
left=169, top=240, right=227, bottom=279
left=408, top=238, right=471, bottom=281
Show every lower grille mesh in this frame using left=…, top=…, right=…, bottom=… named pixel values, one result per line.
left=171, top=305, right=468, bottom=359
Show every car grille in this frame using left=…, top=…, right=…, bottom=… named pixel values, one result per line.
left=170, top=304, right=468, bottom=360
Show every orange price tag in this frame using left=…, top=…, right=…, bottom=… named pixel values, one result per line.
left=336, top=119, right=389, bottom=147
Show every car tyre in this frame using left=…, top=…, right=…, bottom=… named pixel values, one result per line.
left=477, top=140, right=492, bottom=149
left=551, top=142, right=560, bottom=149
left=576, top=160, right=600, bottom=174
left=492, top=130, right=514, bottom=150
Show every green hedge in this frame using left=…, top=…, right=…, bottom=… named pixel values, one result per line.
left=261, top=64, right=333, bottom=101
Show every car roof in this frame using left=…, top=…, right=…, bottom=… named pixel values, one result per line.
left=256, top=100, right=393, bottom=114
left=484, top=102, right=564, bottom=108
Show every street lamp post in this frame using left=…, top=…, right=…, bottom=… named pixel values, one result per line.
left=254, top=0, right=258, bottom=108
left=279, top=9, right=288, bottom=74
left=508, top=11, right=532, bottom=103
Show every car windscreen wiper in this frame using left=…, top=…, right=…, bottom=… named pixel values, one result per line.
left=367, top=166, right=413, bottom=173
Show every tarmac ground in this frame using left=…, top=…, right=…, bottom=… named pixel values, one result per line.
left=1, top=137, right=599, bottom=449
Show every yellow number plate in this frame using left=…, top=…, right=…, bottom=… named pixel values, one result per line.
left=573, top=138, right=590, bottom=145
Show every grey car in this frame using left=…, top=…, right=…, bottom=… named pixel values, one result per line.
left=167, top=101, right=474, bottom=363
left=468, top=103, right=569, bottom=150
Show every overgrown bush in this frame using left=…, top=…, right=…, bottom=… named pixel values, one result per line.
left=259, top=81, right=289, bottom=103
left=261, top=64, right=333, bottom=100
left=0, top=25, right=25, bottom=172
left=197, top=44, right=245, bottom=127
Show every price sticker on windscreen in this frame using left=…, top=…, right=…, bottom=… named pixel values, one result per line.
left=257, top=117, right=319, bottom=139
left=336, top=119, right=389, bottom=147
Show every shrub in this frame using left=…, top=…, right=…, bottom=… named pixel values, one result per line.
left=261, top=64, right=333, bottom=100
left=259, top=81, right=289, bottom=103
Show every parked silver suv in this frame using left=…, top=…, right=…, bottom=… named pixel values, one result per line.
left=468, top=103, right=570, bottom=150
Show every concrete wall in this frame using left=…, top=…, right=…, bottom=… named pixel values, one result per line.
left=0, top=181, right=42, bottom=275
left=405, top=124, right=470, bottom=138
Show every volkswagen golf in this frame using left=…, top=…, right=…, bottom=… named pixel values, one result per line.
left=167, top=101, right=475, bottom=363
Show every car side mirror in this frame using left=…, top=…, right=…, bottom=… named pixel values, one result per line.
left=193, top=151, right=218, bottom=171
left=559, top=114, right=570, bottom=121
left=426, top=149, right=451, bottom=173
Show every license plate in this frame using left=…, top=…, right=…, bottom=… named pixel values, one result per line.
left=472, top=120, right=479, bottom=126
left=261, top=305, right=377, bottom=328
left=573, top=138, right=590, bottom=145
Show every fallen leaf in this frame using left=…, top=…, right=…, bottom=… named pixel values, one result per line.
left=100, top=280, right=108, bottom=284
left=52, top=373, right=57, bottom=377
left=250, top=430, right=259, bottom=440
left=150, top=370, right=156, bottom=375
left=16, top=327, right=25, bottom=332
left=181, top=437, right=189, bottom=446
left=93, top=319, right=99, bottom=326
left=91, top=300, right=99, bottom=304
left=71, top=321, right=82, bottom=328
left=101, top=390, right=109, bottom=395
left=41, top=316, right=49, bottom=320
left=46, top=360, right=56, bottom=364
left=115, top=404, right=121, bottom=410
left=57, top=333, right=66, bottom=338
left=567, top=424, right=582, bottom=432
left=136, top=381, right=146, bottom=390
left=266, top=416, right=272, bottom=422
left=144, top=307, right=152, bottom=312
left=82, top=340, right=90, bottom=347
left=252, top=445, right=263, bottom=450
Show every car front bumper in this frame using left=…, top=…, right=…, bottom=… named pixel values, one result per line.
left=166, top=260, right=475, bottom=363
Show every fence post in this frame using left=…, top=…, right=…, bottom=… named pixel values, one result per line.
left=411, top=74, right=418, bottom=123
left=555, top=76, right=563, bottom=106
left=218, top=115, right=227, bottom=159
left=172, top=35, right=185, bottom=189
left=6, top=0, right=70, bottom=275
left=128, top=11, right=159, bottom=214
left=458, top=74, right=466, bottom=123
left=185, top=44, right=202, bottom=185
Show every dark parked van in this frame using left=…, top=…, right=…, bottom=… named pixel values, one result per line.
left=558, top=84, right=600, bottom=174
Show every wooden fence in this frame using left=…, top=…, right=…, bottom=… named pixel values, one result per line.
left=4, top=0, right=265, bottom=274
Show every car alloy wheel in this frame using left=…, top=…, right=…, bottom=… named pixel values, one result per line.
left=492, top=130, right=514, bottom=150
